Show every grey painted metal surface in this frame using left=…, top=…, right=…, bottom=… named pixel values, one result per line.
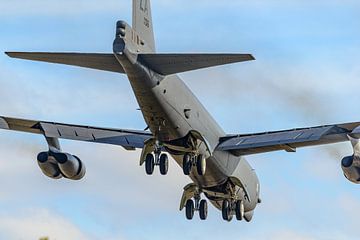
left=5, top=52, right=125, bottom=73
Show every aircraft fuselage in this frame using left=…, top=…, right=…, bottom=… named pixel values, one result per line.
left=114, top=39, right=260, bottom=213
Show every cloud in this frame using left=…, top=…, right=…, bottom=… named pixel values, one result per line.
left=0, top=208, right=89, bottom=240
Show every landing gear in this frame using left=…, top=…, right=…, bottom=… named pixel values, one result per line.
left=159, top=154, right=169, bottom=175
left=182, top=153, right=206, bottom=176
left=182, top=184, right=208, bottom=220
left=222, top=199, right=232, bottom=221
left=235, top=200, right=245, bottom=221
left=183, top=154, right=192, bottom=175
left=185, top=199, right=195, bottom=220
left=199, top=199, right=208, bottom=220
left=196, top=154, right=206, bottom=176
left=185, top=198, right=208, bottom=221
left=222, top=199, right=244, bottom=222
left=145, top=154, right=155, bottom=175
left=144, top=152, right=169, bottom=175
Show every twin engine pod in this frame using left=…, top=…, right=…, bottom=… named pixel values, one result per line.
left=341, top=132, right=360, bottom=184
left=341, top=155, right=360, bottom=184
left=37, top=151, right=86, bottom=180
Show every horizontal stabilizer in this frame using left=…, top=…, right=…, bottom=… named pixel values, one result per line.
left=138, top=53, right=255, bottom=75
left=5, top=52, right=125, bottom=74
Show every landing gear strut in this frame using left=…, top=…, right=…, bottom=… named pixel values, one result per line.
left=182, top=153, right=206, bottom=176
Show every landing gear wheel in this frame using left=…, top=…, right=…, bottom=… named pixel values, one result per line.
left=196, top=154, right=206, bottom=176
left=183, top=154, right=192, bottom=175
left=222, top=199, right=233, bottom=222
left=145, top=154, right=155, bottom=175
left=199, top=199, right=208, bottom=220
left=185, top=199, right=195, bottom=220
left=159, top=154, right=169, bottom=175
left=235, top=200, right=244, bottom=221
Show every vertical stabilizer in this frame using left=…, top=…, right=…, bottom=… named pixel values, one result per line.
left=133, top=0, right=156, bottom=52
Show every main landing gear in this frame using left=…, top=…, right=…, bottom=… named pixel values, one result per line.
left=180, top=183, right=249, bottom=222
left=221, top=199, right=245, bottom=222
left=144, top=149, right=169, bottom=175
left=184, top=188, right=208, bottom=220
left=183, top=153, right=206, bottom=176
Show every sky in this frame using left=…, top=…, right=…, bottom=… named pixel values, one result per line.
left=0, top=0, right=360, bottom=239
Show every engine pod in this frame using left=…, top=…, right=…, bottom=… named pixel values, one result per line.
left=50, top=151, right=86, bottom=180
left=37, top=152, right=62, bottom=179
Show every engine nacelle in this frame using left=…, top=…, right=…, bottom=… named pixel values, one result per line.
left=37, top=151, right=86, bottom=180
left=50, top=151, right=86, bottom=180
left=37, top=152, right=62, bottom=179
left=341, top=155, right=360, bottom=184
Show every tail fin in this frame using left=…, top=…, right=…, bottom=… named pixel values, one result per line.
left=133, top=0, right=156, bottom=52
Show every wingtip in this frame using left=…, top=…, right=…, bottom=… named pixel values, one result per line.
left=4, top=52, right=15, bottom=57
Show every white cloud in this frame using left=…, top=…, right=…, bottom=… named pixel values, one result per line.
left=0, top=208, right=89, bottom=240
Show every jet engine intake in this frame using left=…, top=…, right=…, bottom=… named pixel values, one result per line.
left=37, top=151, right=62, bottom=179
left=341, top=155, right=360, bottom=184
left=342, top=132, right=360, bottom=184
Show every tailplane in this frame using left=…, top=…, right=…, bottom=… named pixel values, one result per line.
left=133, top=0, right=156, bottom=52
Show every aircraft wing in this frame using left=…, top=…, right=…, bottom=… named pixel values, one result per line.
left=0, top=116, right=152, bottom=150
left=217, top=122, right=360, bottom=156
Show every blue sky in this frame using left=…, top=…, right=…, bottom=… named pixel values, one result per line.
left=0, top=0, right=360, bottom=239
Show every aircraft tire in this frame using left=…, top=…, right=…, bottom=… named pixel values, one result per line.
left=183, top=154, right=192, bottom=175
left=199, top=199, right=208, bottom=220
left=235, top=200, right=244, bottom=221
left=159, top=154, right=169, bottom=175
left=196, top=154, right=206, bottom=176
left=145, top=154, right=155, bottom=175
left=222, top=199, right=232, bottom=222
left=185, top=199, right=195, bottom=220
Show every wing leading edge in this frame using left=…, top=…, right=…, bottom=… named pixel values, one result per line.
left=0, top=116, right=152, bottom=150
left=217, top=122, right=360, bottom=156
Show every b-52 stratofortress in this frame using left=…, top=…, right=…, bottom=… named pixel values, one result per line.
left=2, top=0, right=359, bottom=222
